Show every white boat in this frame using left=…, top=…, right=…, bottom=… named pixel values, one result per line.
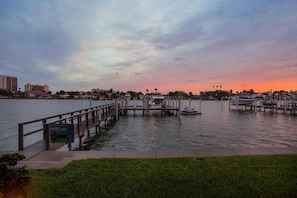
left=230, top=95, right=254, bottom=105
left=124, top=93, right=131, bottom=100
left=181, top=107, right=200, bottom=115
left=148, top=92, right=165, bottom=109
left=180, top=99, right=200, bottom=115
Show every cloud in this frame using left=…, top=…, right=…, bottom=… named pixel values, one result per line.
left=0, top=0, right=80, bottom=84
left=174, top=57, right=184, bottom=61
left=187, top=79, right=198, bottom=82
left=288, top=63, right=297, bottom=68
left=1, top=0, right=296, bottom=93
left=154, top=45, right=165, bottom=50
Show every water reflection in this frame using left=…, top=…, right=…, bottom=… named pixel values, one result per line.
left=0, top=99, right=296, bottom=151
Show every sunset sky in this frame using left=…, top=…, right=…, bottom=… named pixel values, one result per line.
left=0, top=0, right=296, bottom=94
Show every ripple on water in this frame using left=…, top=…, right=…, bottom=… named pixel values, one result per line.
left=1, top=100, right=297, bottom=151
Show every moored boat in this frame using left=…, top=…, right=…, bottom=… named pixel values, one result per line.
left=262, top=100, right=277, bottom=106
left=230, top=94, right=254, bottom=105
left=148, top=92, right=165, bottom=109
left=180, top=107, right=200, bottom=115
left=180, top=99, right=201, bottom=115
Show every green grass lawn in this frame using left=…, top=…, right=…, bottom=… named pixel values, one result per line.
left=25, top=155, right=297, bottom=198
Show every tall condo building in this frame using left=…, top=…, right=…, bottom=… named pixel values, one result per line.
left=0, top=75, right=18, bottom=92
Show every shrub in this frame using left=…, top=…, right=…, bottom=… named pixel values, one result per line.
left=0, top=153, right=30, bottom=197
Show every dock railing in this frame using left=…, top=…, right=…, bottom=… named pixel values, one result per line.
left=18, top=102, right=121, bottom=151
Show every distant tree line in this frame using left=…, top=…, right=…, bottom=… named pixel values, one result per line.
left=1, top=88, right=296, bottom=100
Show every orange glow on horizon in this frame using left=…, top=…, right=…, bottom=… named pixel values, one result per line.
left=143, top=77, right=297, bottom=95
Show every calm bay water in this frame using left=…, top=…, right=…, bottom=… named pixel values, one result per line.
left=0, top=99, right=296, bottom=151
left=0, top=99, right=110, bottom=151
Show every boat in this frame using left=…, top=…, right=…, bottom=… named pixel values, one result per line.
left=124, top=93, right=131, bottom=100
left=180, top=107, right=200, bottom=115
left=180, top=99, right=200, bottom=115
left=230, top=94, right=254, bottom=105
left=262, top=100, right=277, bottom=106
left=148, top=92, right=165, bottom=109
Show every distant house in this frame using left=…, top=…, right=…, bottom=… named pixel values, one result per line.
left=59, top=94, right=70, bottom=99
left=25, top=90, right=46, bottom=98
left=38, top=93, right=53, bottom=99
left=82, top=94, right=92, bottom=99
left=0, top=95, right=9, bottom=99
left=74, top=95, right=82, bottom=99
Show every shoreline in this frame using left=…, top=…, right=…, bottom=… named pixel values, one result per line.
left=0, top=147, right=296, bottom=169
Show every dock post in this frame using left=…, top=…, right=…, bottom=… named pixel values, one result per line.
left=86, top=111, right=90, bottom=137
left=77, top=115, right=81, bottom=134
left=68, top=142, right=72, bottom=151
left=18, top=123, right=24, bottom=151
left=97, top=121, right=100, bottom=133
left=122, top=100, right=126, bottom=115
left=91, top=110, right=95, bottom=126
left=79, top=135, right=83, bottom=148
left=284, top=98, right=287, bottom=114
left=104, top=106, right=107, bottom=127
left=42, top=119, right=47, bottom=139
left=178, top=99, right=181, bottom=120
left=221, top=97, right=223, bottom=110
left=78, top=113, right=83, bottom=148
left=292, top=95, right=296, bottom=115
left=59, top=115, right=62, bottom=124
left=96, top=107, right=100, bottom=134
left=45, top=123, right=51, bottom=151
left=115, top=99, right=119, bottom=120
left=293, top=100, right=296, bottom=115
left=71, top=113, right=74, bottom=124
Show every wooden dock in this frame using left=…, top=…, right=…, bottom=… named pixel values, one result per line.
left=18, top=98, right=182, bottom=152
left=125, top=105, right=179, bottom=115
left=18, top=102, right=122, bottom=152
left=229, top=99, right=297, bottom=115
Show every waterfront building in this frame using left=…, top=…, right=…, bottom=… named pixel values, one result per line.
left=25, top=90, right=52, bottom=98
left=0, top=75, right=18, bottom=92
left=25, top=83, right=49, bottom=93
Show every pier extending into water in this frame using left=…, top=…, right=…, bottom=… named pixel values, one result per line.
left=124, top=98, right=180, bottom=116
left=18, top=102, right=122, bottom=152
left=18, top=98, right=182, bottom=152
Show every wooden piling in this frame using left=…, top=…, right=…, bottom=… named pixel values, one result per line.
left=18, top=124, right=24, bottom=151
